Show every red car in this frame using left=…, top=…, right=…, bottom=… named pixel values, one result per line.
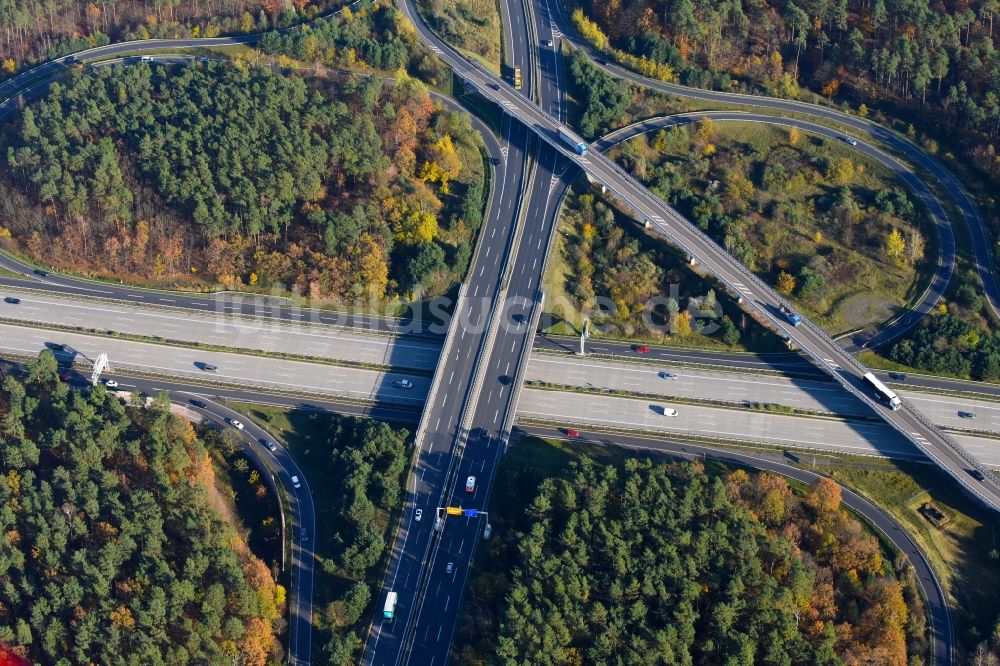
left=634, top=345, right=650, bottom=353
left=58, top=372, right=71, bottom=382
left=565, top=428, right=580, bottom=437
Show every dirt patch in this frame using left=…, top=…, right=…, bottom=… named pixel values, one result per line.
left=834, top=292, right=897, bottom=330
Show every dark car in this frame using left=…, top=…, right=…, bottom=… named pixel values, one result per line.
left=969, top=469, right=986, bottom=482
left=33, top=269, right=47, bottom=277
left=958, top=411, right=976, bottom=419
left=634, top=344, right=651, bottom=353
left=58, top=372, right=71, bottom=382
left=3, top=297, right=20, bottom=304
left=189, top=399, right=207, bottom=409
left=888, top=372, right=907, bottom=381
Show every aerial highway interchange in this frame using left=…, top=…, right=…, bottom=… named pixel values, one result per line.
left=2, top=0, right=1000, bottom=664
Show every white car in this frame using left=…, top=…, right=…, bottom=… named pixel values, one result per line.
left=841, top=135, right=858, bottom=146
left=230, top=419, right=245, bottom=430
left=261, top=439, right=278, bottom=452
left=104, top=379, right=119, bottom=388
left=291, top=475, right=301, bottom=489
left=140, top=55, right=153, bottom=62
left=392, top=379, right=414, bottom=389
left=465, top=475, right=476, bottom=492
left=545, top=38, right=554, bottom=48
left=415, top=509, right=423, bottom=522
left=446, top=562, right=454, bottom=574
left=662, top=408, right=679, bottom=417
left=301, top=529, right=309, bottom=542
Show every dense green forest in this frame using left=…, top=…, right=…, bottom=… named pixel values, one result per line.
left=889, top=310, right=1000, bottom=379
left=571, top=0, right=1000, bottom=187
left=0, top=52, right=485, bottom=301
left=256, top=2, right=452, bottom=89
left=456, top=453, right=927, bottom=665
left=314, top=417, right=409, bottom=663
left=0, top=352, right=282, bottom=664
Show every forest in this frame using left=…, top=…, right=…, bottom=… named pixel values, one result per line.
left=889, top=310, right=1000, bottom=380
left=0, top=50, right=485, bottom=302
left=572, top=0, right=1000, bottom=187
left=237, top=404, right=411, bottom=664
left=455, top=452, right=927, bottom=665
left=549, top=189, right=747, bottom=347
left=0, top=352, right=282, bottom=664
left=0, top=0, right=350, bottom=75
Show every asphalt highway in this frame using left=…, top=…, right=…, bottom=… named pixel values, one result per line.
left=527, top=354, right=1000, bottom=435
left=389, top=0, right=1000, bottom=510
left=515, top=425, right=953, bottom=666
left=539, top=0, right=1000, bottom=324
left=0, top=323, right=429, bottom=405
left=517, top=387, right=1000, bottom=467
left=535, top=334, right=1000, bottom=400
left=361, top=0, right=535, bottom=659
left=0, top=288, right=441, bottom=370
left=380, top=0, right=575, bottom=662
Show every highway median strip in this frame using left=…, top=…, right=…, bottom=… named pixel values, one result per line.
left=0, top=316, right=435, bottom=376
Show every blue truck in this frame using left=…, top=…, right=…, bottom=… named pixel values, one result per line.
left=558, top=127, right=588, bottom=156
left=779, top=304, right=801, bottom=326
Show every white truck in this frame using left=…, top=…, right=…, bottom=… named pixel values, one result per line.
left=383, top=591, right=397, bottom=620
left=557, top=127, right=588, bottom=156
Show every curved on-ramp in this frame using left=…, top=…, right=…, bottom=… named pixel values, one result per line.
left=538, top=0, right=1000, bottom=321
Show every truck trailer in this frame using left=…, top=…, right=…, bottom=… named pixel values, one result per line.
left=557, top=127, right=588, bottom=156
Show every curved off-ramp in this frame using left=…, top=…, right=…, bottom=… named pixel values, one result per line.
left=592, top=111, right=954, bottom=349
left=536, top=0, right=999, bottom=322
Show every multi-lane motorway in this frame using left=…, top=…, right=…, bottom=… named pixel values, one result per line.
left=1, top=0, right=998, bottom=663
left=392, top=0, right=1000, bottom=515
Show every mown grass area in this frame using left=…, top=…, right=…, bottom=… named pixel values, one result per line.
left=417, top=0, right=501, bottom=72
left=814, top=459, right=1000, bottom=651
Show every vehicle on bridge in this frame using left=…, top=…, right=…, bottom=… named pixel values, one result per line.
left=779, top=304, right=801, bottom=326
left=863, top=372, right=902, bottom=410
left=558, top=127, right=588, bottom=156
left=383, top=591, right=397, bottom=620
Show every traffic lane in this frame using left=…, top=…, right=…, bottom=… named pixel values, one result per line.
left=405, top=145, right=567, bottom=665
left=534, top=334, right=824, bottom=375
left=0, top=288, right=442, bottom=370
left=195, top=397, right=317, bottom=665
left=594, top=112, right=953, bottom=349
left=518, top=388, right=929, bottom=460
left=536, top=335, right=1000, bottom=401
left=514, top=423, right=953, bottom=666
left=0, top=323, right=430, bottom=405
left=364, top=116, right=534, bottom=663
left=526, top=353, right=868, bottom=416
